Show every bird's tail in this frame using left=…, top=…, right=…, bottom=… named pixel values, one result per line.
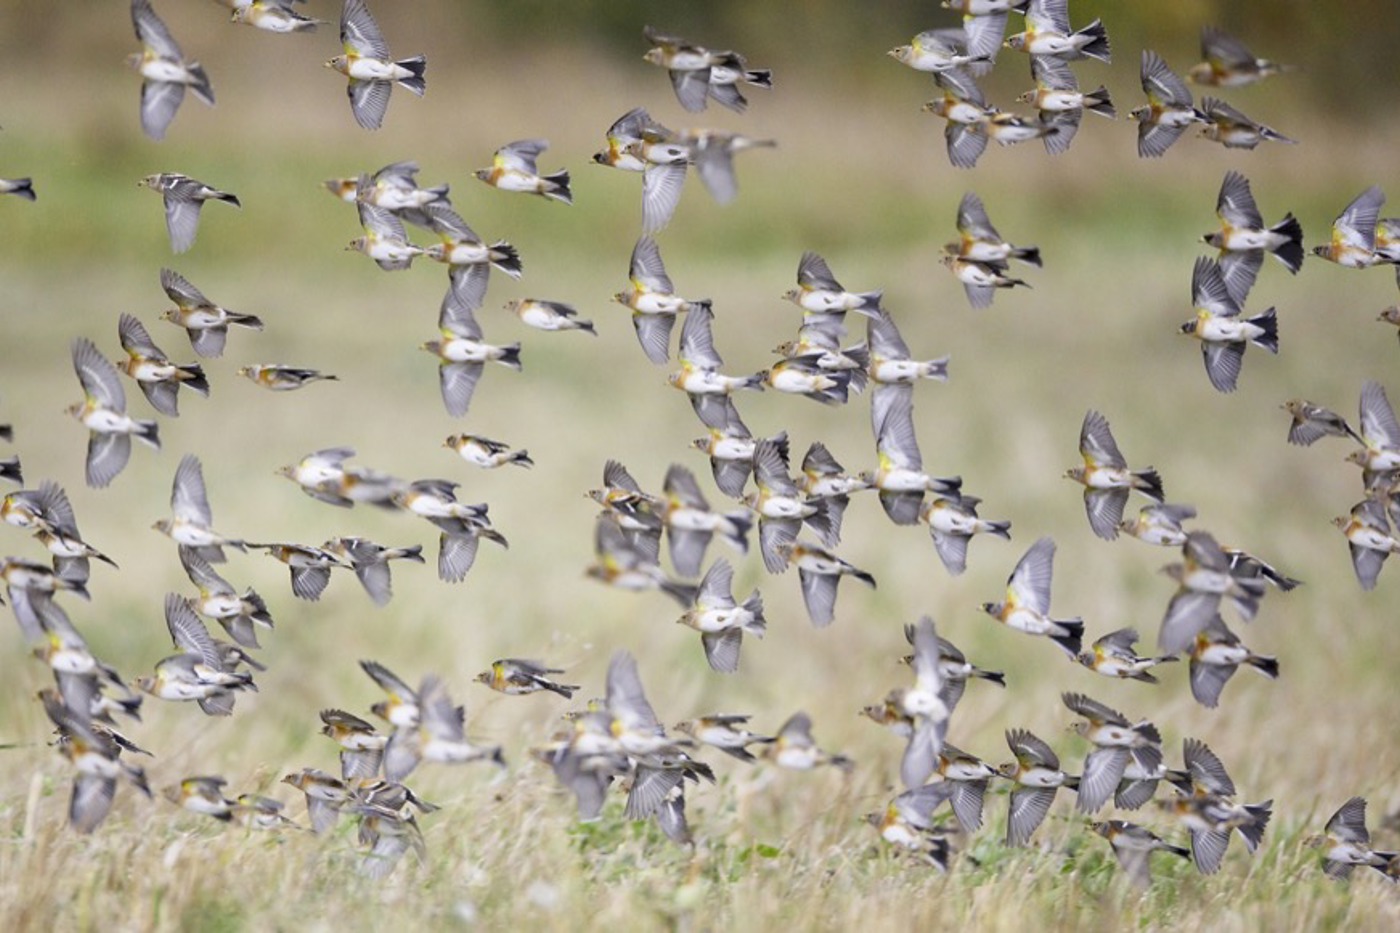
left=853, top=290, right=884, bottom=317
left=1075, top=19, right=1111, bottom=63
left=0, top=456, right=20, bottom=484
left=489, top=241, right=523, bottom=278
left=395, top=57, right=427, bottom=96
left=1247, top=308, right=1279, bottom=354
left=188, top=64, right=216, bottom=107
left=1012, top=245, right=1042, bottom=268
left=1246, top=654, right=1280, bottom=679
left=506, top=449, right=534, bottom=468
left=744, top=69, right=773, bottom=89
left=5, top=178, right=35, bottom=201
left=135, top=419, right=161, bottom=450
left=180, top=363, right=210, bottom=396
left=495, top=343, right=523, bottom=371
left=230, top=312, right=264, bottom=331
left=543, top=171, right=572, bottom=205
left=1270, top=213, right=1305, bottom=274
left=1084, top=86, right=1116, bottom=119
left=1132, top=468, right=1165, bottom=502
left=722, top=511, right=753, bottom=554
left=1236, top=801, right=1273, bottom=852
left=1050, top=619, right=1085, bottom=658
left=985, top=520, right=1012, bottom=541
left=741, top=590, right=766, bottom=634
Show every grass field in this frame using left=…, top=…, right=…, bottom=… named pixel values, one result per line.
left=2, top=3, right=1399, bottom=930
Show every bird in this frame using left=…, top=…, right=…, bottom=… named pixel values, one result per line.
left=1348, top=381, right=1400, bottom=489
left=115, top=313, right=209, bottom=417
left=1198, top=98, right=1295, bottom=150
left=642, top=26, right=763, bottom=113
left=1281, top=399, right=1361, bottom=447
left=1306, top=798, right=1394, bottom=881
left=920, top=494, right=1011, bottom=576
left=322, top=536, right=424, bottom=607
left=152, top=454, right=247, bottom=565
left=679, top=129, right=776, bottom=206
left=1017, top=54, right=1115, bottom=156
left=346, top=182, right=425, bottom=272
left=1179, top=257, right=1278, bottom=394
left=888, top=27, right=991, bottom=75
left=326, top=0, right=426, bottom=130
left=783, top=252, right=883, bottom=320
left=180, top=549, right=273, bottom=650
left=139, top=174, right=240, bottom=254
left=900, top=624, right=1007, bottom=713
left=503, top=299, right=596, bottom=336
left=444, top=435, right=532, bottom=470
left=615, top=237, right=709, bottom=366
left=889, top=617, right=951, bottom=789
left=586, top=513, right=696, bottom=608
left=690, top=398, right=762, bottom=500
left=422, top=287, right=521, bottom=419
left=946, top=192, right=1041, bottom=269
left=474, top=659, right=577, bottom=699
left=158, top=267, right=263, bottom=357
left=669, top=306, right=765, bottom=429
left=1189, top=26, right=1291, bottom=88
left=866, top=783, right=957, bottom=872
left=1313, top=186, right=1387, bottom=269
left=399, top=676, right=505, bottom=777
left=1203, top=171, right=1305, bottom=303
left=0, top=177, right=35, bottom=200
left=474, top=139, right=571, bottom=205
left=980, top=536, right=1084, bottom=658
left=67, top=337, right=159, bottom=489
left=40, top=689, right=151, bottom=833
left=230, top=1, right=326, bottom=33
left=866, top=310, right=951, bottom=389
left=1130, top=50, right=1206, bottom=159
left=676, top=558, right=765, bottom=674
left=236, top=365, right=338, bottom=391
left=940, top=254, right=1030, bottom=309
left=922, top=67, right=994, bottom=169
left=23, top=483, right=117, bottom=586
left=674, top=714, right=773, bottom=763
left=1092, top=821, right=1191, bottom=889
left=1004, top=0, right=1110, bottom=62
left=280, top=768, right=351, bottom=834
left=320, top=708, right=388, bottom=781
left=247, top=542, right=347, bottom=601
left=761, top=711, right=853, bottom=772
left=762, top=355, right=852, bottom=406
left=1062, top=692, right=1162, bottom=814
left=998, top=728, right=1076, bottom=847
left=1332, top=497, right=1399, bottom=591
left=1065, top=409, right=1165, bottom=540
left=163, top=776, right=235, bottom=822
left=794, top=442, right=870, bottom=544
left=136, top=593, right=256, bottom=716
left=774, top=540, right=875, bottom=629
left=1187, top=615, right=1279, bottom=709
left=657, top=464, right=752, bottom=579
left=127, top=0, right=215, bottom=141
left=863, top=385, right=961, bottom=526
left=328, top=160, right=448, bottom=229
left=1158, top=739, right=1272, bottom=875
left=1076, top=628, right=1179, bottom=684
left=618, top=130, right=692, bottom=237
left=423, top=202, right=522, bottom=312
left=745, top=436, right=834, bottom=574
left=1159, top=531, right=1267, bottom=653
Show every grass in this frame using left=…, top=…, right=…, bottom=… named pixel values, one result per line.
left=3, top=3, right=1400, bottom=930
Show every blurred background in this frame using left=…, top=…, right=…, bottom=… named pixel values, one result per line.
left=1, top=0, right=1398, bottom=923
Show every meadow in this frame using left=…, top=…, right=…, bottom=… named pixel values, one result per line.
left=1, top=2, right=1399, bottom=929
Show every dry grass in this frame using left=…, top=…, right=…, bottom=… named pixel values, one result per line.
left=2, top=4, right=1400, bottom=931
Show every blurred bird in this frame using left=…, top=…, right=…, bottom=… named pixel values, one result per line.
left=41, top=688, right=151, bottom=833
left=115, top=313, right=208, bottom=417
left=1179, top=257, right=1278, bottom=393
left=276, top=446, right=354, bottom=506
left=1092, top=821, right=1191, bottom=889
left=1313, top=186, right=1387, bottom=269
left=320, top=708, right=388, bottom=781
left=328, top=160, right=448, bottom=229
left=474, top=139, right=571, bottom=205
left=137, top=593, right=256, bottom=716
left=231, top=1, right=326, bottom=33
left=1333, top=497, right=1399, bottom=591
left=690, top=398, right=762, bottom=500
left=475, top=659, right=577, bottom=699
left=1004, top=0, right=1110, bottom=62
left=680, top=129, right=775, bottom=206
left=674, top=714, right=773, bottom=763
left=920, top=494, right=1011, bottom=576
left=1120, top=503, right=1196, bottom=547
left=866, top=311, right=950, bottom=389
left=901, top=624, right=1007, bottom=713
left=761, top=711, right=853, bottom=772
left=998, top=728, right=1077, bottom=847
left=444, top=434, right=532, bottom=470
left=128, top=0, right=214, bottom=141
left=422, top=287, right=521, bottom=418
left=237, top=364, right=338, bottom=391
left=946, top=192, right=1041, bottom=269
left=1349, top=381, right=1400, bottom=489
left=1189, top=26, right=1291, bottom=88
left=1187, top=615, right=1279, bottom=709
left=153, top=454, right=246, bottom=564
left=424, top=201, right=522, bottom=311
left=323, top=536, right=424, bottom=607
left=361, top=659, right=421, bottom=729
left=774, top=540, right=875, bottom=629
left=1159, top=738, right=1271, bottom=875
left=1065, top=409, right=1165, bottom=540
left=890, top=617, right=950, bottom=789
left=504, top=299, right=596, bottom=336
left=1198, top=98, right=1295, bottom=150
left=615, top=237, right=709, bottom=365
left=1077, top=628, right=1178, bottom=683
left=67, top=337, right=159, bottom=489
left=1159, top=531, right=1267, bottom=654
left=941, top=254, right=1030, bottom=309
left=796, top=441, right=871, bottom=543
left=642, top=25, right=764, bottom=113
left=326, top=0, right=426, bottom=130
left=866, top=783, right=957, bottom=872
left=922, top=67, right=994, bottom=170
left=163, top=776, right=234, bottom=822
left=763, top=355, right=852, bottom=406
left=586, top=513, right=696, bottom=608
left=281, top=768, right=350, bottom=834
left=658, top=464, right=752, bottom=579
left=139, top=174, right=239, bottom=254
left=158, top=267, right=263, bottom=358
left=1130, top=50, right=1206, bottom=159
left=1203, top=171, right=1304, bottom=303
left=1306, top=798, right=1394, bottom=881
left=863, top=386, right=961, bottom=525
left=347, top=182, right=425, bottom=271
left=0, top=177, right=35, bottom=200
left=28, top=486, right=117, bottom=587
left=1282, top=399, right=1361, bottom=447
left=932, top=742, right=997, bottom=833
left=669, top=306, right=765, bottom=427
left=1062, top=692, right=1163, bottom=814
left=979, top=536, right=1084, bottom=658
left=888, top=27, right=989, bottom=74
left=676, top=558, right=765, bottom=674
left=401, top=676, right=504, bottom=775
left=232, top=794, right=297, bottom=831
left=248, top=542, right=347, bottom=601
left=703, top=53, right=772, bottom=114
left=745, top=436, right=834, bottom=573
left=1018, top=54, right=1115, bottom=155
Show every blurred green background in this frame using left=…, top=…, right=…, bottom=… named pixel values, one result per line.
left=1, top=1, right=1399, bottom=926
